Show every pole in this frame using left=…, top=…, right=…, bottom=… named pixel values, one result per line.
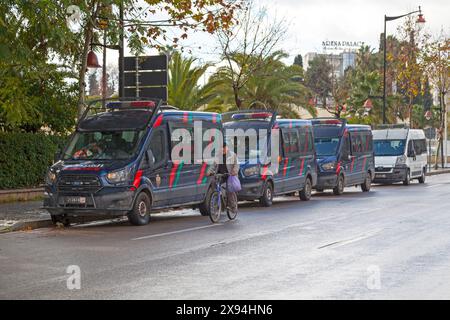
left=383, top=16, right=387, bottom=124
left=119, top=1, right=125, bottom=99
left=102, top=28, right=107, bottom=108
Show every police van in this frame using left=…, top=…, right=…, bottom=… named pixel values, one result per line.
left=312, top=118, right=375, bottom=195
left=373, top=126, right=427, bottom=185
left=44, top=98, right=222, bottom=226
left=222, top=110, right=317, bottom=207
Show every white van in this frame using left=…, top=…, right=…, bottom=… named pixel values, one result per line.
left=373, top=128, right=427, bottom=185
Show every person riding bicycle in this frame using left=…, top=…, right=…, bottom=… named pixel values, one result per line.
left=212, top=143, right=240, bottom=216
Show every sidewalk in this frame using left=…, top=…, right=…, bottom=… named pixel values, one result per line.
left=1, top=168, right=449, bottom=233
left=0, top=200, right=51, bottom=233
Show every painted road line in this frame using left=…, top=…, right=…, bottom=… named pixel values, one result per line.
left=131, top=223, right=223, bottom=241
left=425, top=183, right=444, bottom=188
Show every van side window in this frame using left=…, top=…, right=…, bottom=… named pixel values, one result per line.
left=342, top=135, right=350, bottom=159
left=299, top=127, right=314, bottom=155
left=282, top=129, right=300, bottom=157
left=413, top=139, right=427, bottom=155
left=351, top=133, right=363, bottom=154
left=360, top=133, right=373, bottom=153
left=148, top=129, right=165, bottom=165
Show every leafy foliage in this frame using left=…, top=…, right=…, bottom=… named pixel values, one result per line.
left=168, top=52, right=217, bottom=110
left=209, top=51, right=316, bottom=118
left=0, top=132, right=67, bottom=189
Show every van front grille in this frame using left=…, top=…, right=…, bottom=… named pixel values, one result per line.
left=57, top=175, right=101, bottom=192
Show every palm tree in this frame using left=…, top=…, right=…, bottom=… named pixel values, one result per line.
left=208, top=51, right=317, bottom=118
left=168, top=52, right=217, bottom=110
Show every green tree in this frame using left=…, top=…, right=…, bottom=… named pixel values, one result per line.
left=168, top=52, right=217, bottom=110
left=293, top=54, right=303, bottom=68
left=304, top=55, right=332, bottom=109
left=209, top=51, right=316, bottom=118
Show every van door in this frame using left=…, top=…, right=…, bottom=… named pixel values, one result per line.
left=414, top=138, right=427, bottom=176
left=406, top=139, right=419, bottom=177
left=143, top=127, right=171, bottom=208
left=340, top=132, right=353, bottom=184
left=273, top=129, right=287, bottom=194
left=348, top=131, right=364, bottom=185
left=281, top=128, right=303, bottom=193
left=168, top=122, right=202, bottom=205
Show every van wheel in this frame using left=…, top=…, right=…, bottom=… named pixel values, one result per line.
left=299, top=177, right=312, bottom=201
left=128, top=192, right=151, bottom=226
left=418, top=169, right=426, bottom=184
left=199, top=188, right=213, bottom=216
left=333, top=175, right=345, bottom=195
left=361, top=172, right=372, bottom=192
left=403, top=170, right=411, bottom=186
left=259, top=182, right=273, bottom=207
left=51, top=214, right=71, bottom=227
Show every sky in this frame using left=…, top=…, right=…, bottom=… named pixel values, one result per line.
left=101, top=0, right=449, bottom=71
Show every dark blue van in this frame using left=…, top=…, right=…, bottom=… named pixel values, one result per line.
left=44, top=98, right=222, bottom=226
left=312, top=118, right=375, bottom=195
left=222, top=110, right=317, bottom=207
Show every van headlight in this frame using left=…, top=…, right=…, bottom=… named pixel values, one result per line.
left=106, top=167, right=130, bottom=184
left=396, top=155, right=407, bottom=166
left=45, top=171, right=57, bottom=185
left=243, top=165, right=260, bottom=177
left=321, top=162, right=336, bottom=171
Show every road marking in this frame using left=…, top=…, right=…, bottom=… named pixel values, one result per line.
left=425, top=183, right=444, bottom=188
left=318, top=229, right=383, bottom=249
left=131, top=223, right=223, bottom=241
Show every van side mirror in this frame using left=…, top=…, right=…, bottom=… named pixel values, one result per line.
left=407, top=149, right=416, bottom=158
left=146, top=149, right=155, bottom=168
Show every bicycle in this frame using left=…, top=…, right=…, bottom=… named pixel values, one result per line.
left=209, top=172, right=238, bottom=223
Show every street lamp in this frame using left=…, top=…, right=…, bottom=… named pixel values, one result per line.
left=382, top=6, right=425, bottom=124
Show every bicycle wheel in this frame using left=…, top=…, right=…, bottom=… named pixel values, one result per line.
left=209, top=190, right=222, bottom=223
left=227, top=207, right=238, bottom=220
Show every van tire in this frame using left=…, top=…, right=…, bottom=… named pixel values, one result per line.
left=403, top=169, right=411, bottom=186
left=259, top=182, right=273, bottom=207
left=299, top=177, right=312, bottom=201
left=418, top=169, right=426, bottom=184
left=333, top=175, right=345, bottom=195
left=361, top=172, right=372, bottom=192
left=51, top=214, right=71, bottom=227
left=128, top=192, right=151, bottom=226
left=199, top=188, right=213, bottom=216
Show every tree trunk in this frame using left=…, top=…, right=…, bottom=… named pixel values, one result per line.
left=77, top=26, right=94, bottom=120
left=233, top=85, right=241, bottom=109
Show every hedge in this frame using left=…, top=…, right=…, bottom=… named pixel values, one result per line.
left=0, top=132, right=68, bottom=189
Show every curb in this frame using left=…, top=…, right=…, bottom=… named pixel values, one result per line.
left=426, top=169, right=450, bottom=176
left=0, top=218, right=53, bottom=234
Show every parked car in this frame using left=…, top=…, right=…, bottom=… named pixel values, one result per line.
left=44, top=98, right=222, bottom=226
left=312, top=118, right=375, bottom=195
left=373, top=127, right=427, bottom=185
left=222, top=110, right=317, bottom=207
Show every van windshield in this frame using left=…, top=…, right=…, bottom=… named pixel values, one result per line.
left=63, top=130, right=144, bottom=160
left=374, top=139, right=406, bottom=157
left=314, top=137, right=340, bottom=157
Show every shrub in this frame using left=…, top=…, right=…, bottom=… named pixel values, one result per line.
left=0, top=132, right=67, bottom=189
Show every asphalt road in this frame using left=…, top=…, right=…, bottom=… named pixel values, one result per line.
left=1, top=174, right=449, bottom=300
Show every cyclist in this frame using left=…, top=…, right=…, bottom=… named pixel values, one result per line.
left=216, top=143, right=240, bottom=216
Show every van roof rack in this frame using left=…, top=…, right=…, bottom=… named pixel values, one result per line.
left=374, top=123, right=409, bottom=130
left=310, top=117, right=347, bottom=126
left=222, top=109, right=278, bottom=126
left=77, top=97, right=163, bottom=130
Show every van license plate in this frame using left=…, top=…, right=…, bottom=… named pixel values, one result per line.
left=65, top=196, right=86, bottom=204
left=376, top=174, right=386, bottom=178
